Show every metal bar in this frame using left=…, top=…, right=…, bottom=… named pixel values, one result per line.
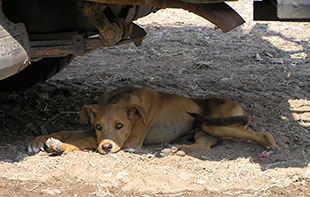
left=31, top=40, right=73, bottom=47
left=72, top=35, right=85, bottom=56
left=31, top=36, right=145, bottom=59
left=83, top=0, right=245, bottom=32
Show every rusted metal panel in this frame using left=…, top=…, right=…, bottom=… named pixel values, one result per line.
left=184, top=3, right=244, bottom=33
left=84, top=0, right=245, bottom=33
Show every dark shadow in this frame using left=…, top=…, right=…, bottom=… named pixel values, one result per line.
left=0, top=22, right=309, bottom=171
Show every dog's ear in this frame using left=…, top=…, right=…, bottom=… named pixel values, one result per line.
left=127, top=104, right=146, bottom=125
left=80, top=104, right=100, bottom=125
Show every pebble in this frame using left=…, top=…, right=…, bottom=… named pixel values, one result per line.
left=255, top=53, right=263, bottom=61
left=116, top=171, right=128, bottom=180
left=42, top=188, right=62, bottom=195
left=292, top=175, right=299, bottom=182
left=124, top=148, right=135, bottom=153
left=197, top=180, right=206, bottom=185
left=3, top=159, right=13, bottom=163
left=176, top=150, right=186, bottom=157
left=260, top=150, right=273, bottom=158
left=195, top=61, right=213, bottom=68
left=160, top=148, right=173, bottom=157
left=260, top=152, right=270, bottom=158
left=265, top=52, right=273, bottom=58
left=272, top=58, right=284, bottom=64
left=104, top=172, right=113, bottom=177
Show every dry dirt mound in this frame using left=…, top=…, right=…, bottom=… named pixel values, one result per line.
left=1, top=0, right=310, bottom=196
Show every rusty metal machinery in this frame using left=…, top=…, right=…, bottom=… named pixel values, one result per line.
left=31, top=1, right=147, bottom=59
left=84, top=0, right=245, bottom=33
left=27, top=0, right=310, bottom=60
left=2, top=0, right=310, bottom=88
left=30, top=27, right=146, bottom=58
left=30, top=0, right=245, bottom=59
left=80, top=2, right=125, bottom=46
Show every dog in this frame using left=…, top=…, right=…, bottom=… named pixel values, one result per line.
left=28, top=86, right=278, bottom=157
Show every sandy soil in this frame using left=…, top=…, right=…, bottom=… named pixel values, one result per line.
left=1, top=0, right=310, bottom=196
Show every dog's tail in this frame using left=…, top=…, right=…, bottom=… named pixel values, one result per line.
left=188, top=112, right=249, bottom=126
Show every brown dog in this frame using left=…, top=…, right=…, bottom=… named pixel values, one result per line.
left=28, top=86, right=278, bottom=156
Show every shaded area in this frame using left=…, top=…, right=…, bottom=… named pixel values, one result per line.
left=0, top=22, right=309, bottom=169
left=0, top=9, right=310, bottom=195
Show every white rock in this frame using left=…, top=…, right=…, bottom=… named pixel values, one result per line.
left=197, top=180, right=206, bottom=185
left=104, top=172, right=113, bottom=177
left=116, top=171, right=128, bottom=180
left=42, top=188, right=62, bottom=195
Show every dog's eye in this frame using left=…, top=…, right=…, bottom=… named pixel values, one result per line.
left=95, top=124, right=102, bottom=131
left=115, top=123, right=123, bottom=130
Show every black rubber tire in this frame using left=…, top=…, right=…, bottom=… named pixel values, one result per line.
left=0, top=55, right=74, bottom=91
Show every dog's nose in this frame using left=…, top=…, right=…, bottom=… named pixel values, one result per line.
left=102, top=143, right=113, bottom=151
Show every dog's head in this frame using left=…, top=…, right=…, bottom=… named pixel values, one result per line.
left=80, top=104, right=146, bottom=154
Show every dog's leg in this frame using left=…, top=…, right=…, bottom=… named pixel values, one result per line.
left=201, top=125, right=277, bottom=150
left=45, top=136, right=98, bottom=154
left=178, top=131, right=219, bottom=153
left=28, top=129, right=96, bottom=154
left=161, top=131, right=218, bottom=156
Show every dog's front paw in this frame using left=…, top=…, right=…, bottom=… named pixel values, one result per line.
left=28, top=136, right=64, bottom=154
left=45, top=137, right=63, bottom=153
left=28, top=135, right=50, bottom=154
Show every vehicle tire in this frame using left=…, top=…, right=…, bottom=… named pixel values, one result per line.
left=0, top=55, right=74, bottom=91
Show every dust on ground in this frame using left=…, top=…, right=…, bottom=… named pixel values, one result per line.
left=1, top=0, right=310, bottom=196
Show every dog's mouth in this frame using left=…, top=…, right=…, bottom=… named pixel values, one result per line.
left=97, top=148, right=121, bottom=155
left=97, top=146, right=114, bottom=155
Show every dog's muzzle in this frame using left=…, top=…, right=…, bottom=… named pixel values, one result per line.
left=102, top=143, right=113, bottom=151
left=98, top=140, right=121, bottom=154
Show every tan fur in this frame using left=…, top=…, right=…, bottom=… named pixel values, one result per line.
left=28, top=86, right=277, bottom=155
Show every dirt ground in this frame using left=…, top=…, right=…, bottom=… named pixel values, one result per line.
left=1, top=0, right=310, bottom=196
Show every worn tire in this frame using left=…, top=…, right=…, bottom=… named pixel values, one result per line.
left=0, top=55, right=74, bottom=91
